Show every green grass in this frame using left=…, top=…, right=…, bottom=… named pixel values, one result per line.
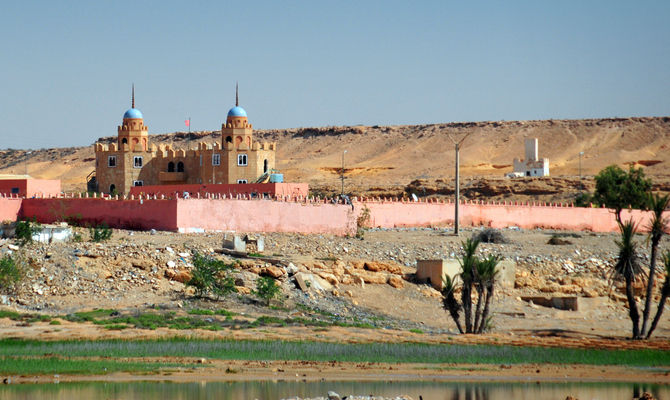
left=0, top=338, right=668, bottom=367
left=0, top=356, right=194, bottom=375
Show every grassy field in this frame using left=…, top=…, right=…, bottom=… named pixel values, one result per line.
left=0, top=356, right=195, bottom=375
left=1, top=338, right=668, bottom=375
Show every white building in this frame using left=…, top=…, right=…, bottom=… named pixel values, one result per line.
left=512, top=138, right=549, bottom=177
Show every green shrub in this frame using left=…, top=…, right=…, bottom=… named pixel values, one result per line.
left=72, top=232, right=83, bottom=242
left=15, top=219, right=41, bottom=246
left=186, top=254, right=236, bottom=299
left=356, top=206, right=371, bottom=239
left=254, top=276, right=281, bottom=306
left=0, top=254, right=24, bottom=293
left=89, top=224, right=112, bottom=242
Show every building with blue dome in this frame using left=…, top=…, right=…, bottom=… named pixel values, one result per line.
left=93, top=85, right=277, bottom=195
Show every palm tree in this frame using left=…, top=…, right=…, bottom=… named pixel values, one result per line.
left=641, top=194, right=670, bottom=337
left=613, top=220, right=644, bottom=339
left=477, top=254, right=501, bottom=333
left=646, top=251, right=670, bottom=339
left=459, top=238, right=480, bottom=333
left=441, top=275, right=464, bottom=334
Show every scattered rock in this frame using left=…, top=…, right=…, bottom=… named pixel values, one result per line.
left=387, top=276, right=404, bottom=289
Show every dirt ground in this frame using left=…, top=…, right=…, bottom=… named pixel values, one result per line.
left=1, top=227, right=669, bottom=344
left=9, top=359, right=670, bottom=385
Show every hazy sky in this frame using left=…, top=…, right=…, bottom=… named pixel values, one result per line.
left=1, top=1, right=669, bottom=149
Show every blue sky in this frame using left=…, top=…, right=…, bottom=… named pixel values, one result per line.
left=1, top=1, right=669, bottom=149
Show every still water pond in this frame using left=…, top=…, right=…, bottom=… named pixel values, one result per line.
left=1, top=380, right=668, bottom=400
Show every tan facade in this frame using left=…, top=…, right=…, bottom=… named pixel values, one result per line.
left=94, top=98, right=276, bottom=195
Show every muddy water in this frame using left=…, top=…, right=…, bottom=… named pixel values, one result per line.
left=1, top=380, right=669, bottom=400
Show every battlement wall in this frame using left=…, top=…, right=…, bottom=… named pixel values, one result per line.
left=10, top=194, right=666, bottom=235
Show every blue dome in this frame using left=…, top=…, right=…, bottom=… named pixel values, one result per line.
left=123, top=108, right=143, bottom=119
left=227, top=106, right=247, bottom=117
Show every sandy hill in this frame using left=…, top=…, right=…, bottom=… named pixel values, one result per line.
left=1, top=117, right=669, bottom=201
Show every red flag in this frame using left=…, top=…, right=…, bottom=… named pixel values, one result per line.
left=184, top=119, right=190, bottom=127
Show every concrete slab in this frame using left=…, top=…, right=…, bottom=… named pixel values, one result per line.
left=521, top=296, right=607, bottom=311
left=416, top=258, right=516, bottom=291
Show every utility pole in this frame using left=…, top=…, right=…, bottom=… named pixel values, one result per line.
left=579, top=151, right=584, bottom=191
left=341, top=150, right=347, bottom=197
left=447, top=132, right=472, bottom=236
left=24, top=151, right=32, bottom=177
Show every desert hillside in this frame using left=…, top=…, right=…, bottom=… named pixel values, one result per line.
left=1, top=117, right=669, bottom=201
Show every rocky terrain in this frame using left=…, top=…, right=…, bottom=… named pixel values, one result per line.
left=1, top=117, right=669, bottom=203
left=1, top=225, right=669, bottom=346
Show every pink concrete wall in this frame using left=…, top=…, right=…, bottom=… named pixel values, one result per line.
left=129, top=183, right=308, bottom=198
left=26, top=179, right=61, bottom=197
left=358, top=200, right=667, bottom=233
left=0, top=179, right=61, bottom=198
left=20, top=198, right=178, bottom=231
left=0, top=198, right=22, bottom=222
left=176, top=198, right=356, bottom=235
left=7, top=195, right=667, bottom=235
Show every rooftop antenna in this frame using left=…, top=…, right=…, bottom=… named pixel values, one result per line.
left=131, top=83, right=135, bottom=108
left=235, top=82, right=239, bottom=107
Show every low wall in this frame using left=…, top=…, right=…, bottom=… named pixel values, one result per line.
left=0, top=198, right=22, bottom=222
left=20, top=198, right=178, bottom=231
left=129, top=183, right=309, bottom=198
left=7, top=196, right=667, bottom=235
left=176, top=198, right=355, bottom=235
left=359, top=200, right=661, bottom=232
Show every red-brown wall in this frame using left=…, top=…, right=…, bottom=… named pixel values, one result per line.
left=128, top=183, right=308, bottom=199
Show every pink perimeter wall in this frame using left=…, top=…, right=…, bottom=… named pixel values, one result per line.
left=20, top=198, right=178, bottom=231
left=129, top=183, right=308, bottom=198
left=0, top=179, right=61, bottom=198
left=176, top=199, right=356, bottom=235
left=8, top=196, right=667, bottom=235
left=0, top=198, right=22, bottom=222
left=359, top=200, right=665, bottom=233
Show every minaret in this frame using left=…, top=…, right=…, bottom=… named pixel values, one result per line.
left=222, top=83, right=252, bottom=149
left=118, top=85, right=149, bottom=151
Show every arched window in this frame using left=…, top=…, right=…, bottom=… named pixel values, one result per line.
left=177, top=161, right=185, bottom=172
left=225, top=136, right=232, bottom=143
left=264, top=159, right=268, bottom=173
left=167, top=162, right=175, bottom=172
left=121, top=138, right=128, bottom=144
left=109, top=184, right=116, bottom=194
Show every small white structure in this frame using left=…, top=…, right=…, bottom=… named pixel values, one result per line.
left=513, top=138, right=549, bottom=177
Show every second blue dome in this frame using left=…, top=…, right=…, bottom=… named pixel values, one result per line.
left=227, top=106, right=247, bottom=117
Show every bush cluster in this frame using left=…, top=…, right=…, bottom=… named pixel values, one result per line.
left=186, top=254, right=236, bottom=299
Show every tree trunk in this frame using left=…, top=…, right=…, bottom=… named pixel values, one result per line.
left=641, top=237, right=660, bottom=337
left=462, top=284, right=473, bottom=333
left=472, top=287, right=484, bottom=333
left=478, top=285, right=494, bottom=333
left=626, top=274, right=641, bottom=339
left=646, top=284, right=669, bottom=339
